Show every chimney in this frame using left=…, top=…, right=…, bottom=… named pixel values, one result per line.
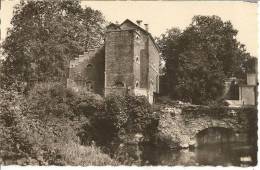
left=136, top=20, right=142, bottom=26
left=144, top=24, right=149, bottom=32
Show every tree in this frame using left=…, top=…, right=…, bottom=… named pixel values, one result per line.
left=156, top=28, right=182, bottom=96
left=157, top=15, right=252, bottom=104
left=0, top=82, right=118, bottom=166
left=245, top=56, right=258, bottom=73
left=1, top=0, right=105, bottom=87
left=79, top=95, right=158, bottom=156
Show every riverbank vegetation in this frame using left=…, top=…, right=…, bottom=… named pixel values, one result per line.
left=0, top=82, right=159, bottom=165
left=0, top=83, right=116, bottom=165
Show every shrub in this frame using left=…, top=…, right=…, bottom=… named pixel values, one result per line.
left=50, top=141, right=118, bottom=166
left=1, top=83, right=158, bottom=165
left=27, top=82, right=78, bottom=119
left=0, top=83, right=117, bottom=165
left=105, top=95, right=159, bottom=142
left=75, top=90, right=104, bottom=117
left=0, top=88, right=50, bottom=165
left=80, top=94, right=159, bottom=157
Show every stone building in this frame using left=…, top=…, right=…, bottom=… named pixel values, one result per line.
left=67, top=19, right=160, bottom=103
left=239, top=73, right=257, bottom=105
left=67, top=48, right=105, bottom=95
left=224, top=70, right=258, bottom=106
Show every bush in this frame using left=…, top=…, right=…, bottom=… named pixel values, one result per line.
left=105, top=95, right=159, bottom=142
left=0, top=83, right=116, bottom=165
left=50, top=141, right=118, bottom=166
left=27, top=82, right=78, bottom=119
left=74, top=90, right=104, bottom=117
left=0, top=88, right=50, bottom=165
left=80, top=94, right=159, bottom=158
left=1, top=83, right=158, bottom=165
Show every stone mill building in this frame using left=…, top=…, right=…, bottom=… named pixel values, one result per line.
left=67, top=19, right=160, bottom=103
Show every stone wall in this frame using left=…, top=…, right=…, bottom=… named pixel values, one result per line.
left=147, top=37, right=160, bottom=103
left=105, top=30, right=134, bottom=96
left=133, top=31, right=147, bottom=89
left=157, top=104, right=257, bottom=149
left=67, top=47, right=105, bottom=95
left=239, top=86, right=256, bottom=105
left=223, top=74, right=257, bottom=106
left=67, top=19, right=160, bottom=104
left=247, top=73, right=257, bottom=85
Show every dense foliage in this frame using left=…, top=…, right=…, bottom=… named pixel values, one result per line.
left=157, top=15, right=254, bottom=104
left=1, top=0, right=105, bottom=87
left=0, top=81, right=157, bottom=165
left=245, top=57, right=258, bottom=74
left=108, top=95, right=158, bottom=140
left=78, top=94, right=159, bottom=163
left=0, top=83, right=117, bottom=165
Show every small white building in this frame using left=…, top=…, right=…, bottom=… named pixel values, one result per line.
left=225, top=73, right=257, bottom=107
left=239, top=73, right=257, bottom=105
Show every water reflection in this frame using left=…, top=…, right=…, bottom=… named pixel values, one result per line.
left=142, top=142, right=257, bottom=166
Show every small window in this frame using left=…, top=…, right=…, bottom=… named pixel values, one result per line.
left=85, top=81, right=93, bottom=91
left=135, top=56, right=139, bottom=62
left=87, top=64, right=93, bottom=69
left=135, top=81, right=139, bottom=87
left=114, top=81, right=124, bottom=87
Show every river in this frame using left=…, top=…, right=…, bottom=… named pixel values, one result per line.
left=142, top=142, right=257, bottom=166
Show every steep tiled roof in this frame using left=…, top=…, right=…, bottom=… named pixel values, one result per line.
left=107, top=19, right=160, bottom=53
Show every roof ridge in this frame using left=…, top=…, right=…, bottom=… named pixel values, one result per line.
left=120, top=19, right=148, bottom=33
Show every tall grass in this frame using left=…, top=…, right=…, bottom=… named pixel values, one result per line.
left=56, top=142, right=118, bottom=166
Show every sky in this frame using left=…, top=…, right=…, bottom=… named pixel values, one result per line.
left=0, top=0, right=258, bottom=56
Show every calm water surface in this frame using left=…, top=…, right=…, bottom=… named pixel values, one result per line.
left=142, top=143, right=257, bottom=166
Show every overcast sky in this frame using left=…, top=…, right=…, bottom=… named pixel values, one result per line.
left=1, top=1, right=258, bottom=56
